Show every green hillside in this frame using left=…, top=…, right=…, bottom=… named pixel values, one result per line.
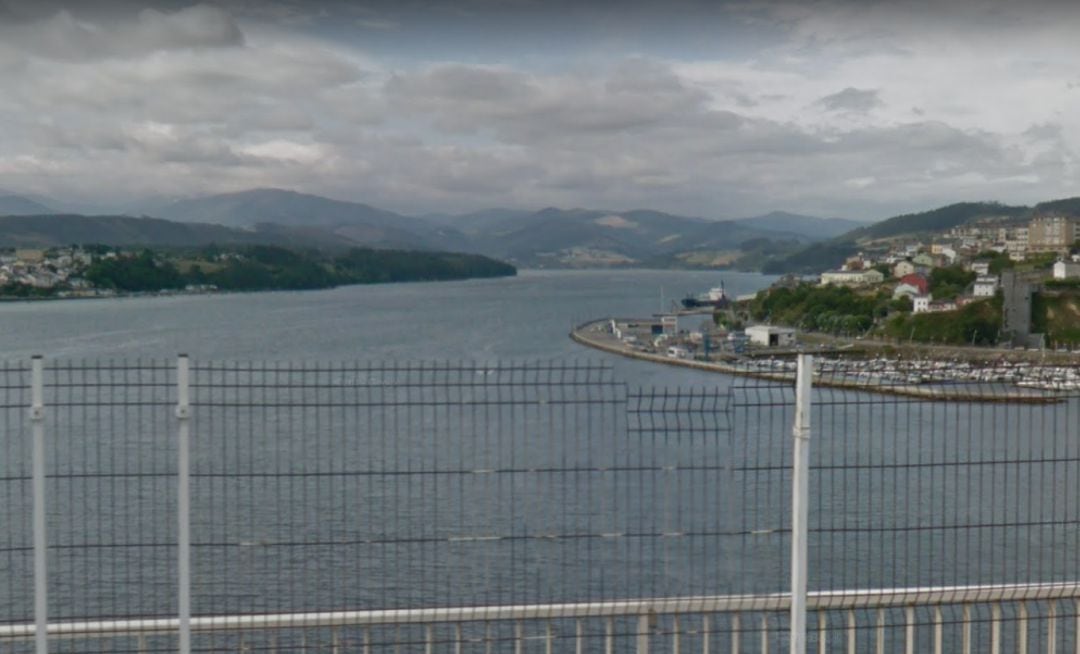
left=847, top=202, right=1028, bottom=241
left=1032, top=289, right=1080, bottom=346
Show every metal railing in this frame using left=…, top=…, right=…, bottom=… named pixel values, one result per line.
left=2, top=355, right=1080, bottom=652
left=2, top=581, right=1079, bottom=652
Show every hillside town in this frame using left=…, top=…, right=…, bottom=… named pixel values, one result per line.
left=802, top=213, right=1080, bottom=352
left=0, top=247, right=110, bottom=297
left=817, top=213, right=1080, bottom=316
left=592, top=212, right=1080, bottom=370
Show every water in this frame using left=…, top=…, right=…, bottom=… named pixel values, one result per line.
left=2, top=268, right=1079, bottom=646
left=0, top=269, right=767, bottom=379
left=0, top=269, right=779, bottom=623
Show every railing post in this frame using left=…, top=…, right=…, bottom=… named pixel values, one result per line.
left=790, top=354, right=813, bottom=654
left=176, top=355, right=192, bottom=654
left=30, top=355, right=47, bottom=654
left=636, top=614, right=651, bottom=654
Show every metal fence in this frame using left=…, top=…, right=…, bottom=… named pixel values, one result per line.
left=1, top=356, right=1080, bottom=652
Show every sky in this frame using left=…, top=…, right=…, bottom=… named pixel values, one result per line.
left=1, top=0, right=1079, bottom=220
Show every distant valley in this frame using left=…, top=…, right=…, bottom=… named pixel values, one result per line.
left=0, top=188, right=868, bottom=271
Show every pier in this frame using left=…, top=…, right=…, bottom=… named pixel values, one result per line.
left=571, top=318, right=1065, bottom=403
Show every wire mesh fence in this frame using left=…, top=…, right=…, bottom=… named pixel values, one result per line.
left=2, top=356, right=1080, bottom=652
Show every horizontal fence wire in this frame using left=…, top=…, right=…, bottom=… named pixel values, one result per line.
left=5, top=359, right=1080, bottom=652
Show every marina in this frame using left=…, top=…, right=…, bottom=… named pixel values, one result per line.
left=571, top=317, right=1076, bottom=402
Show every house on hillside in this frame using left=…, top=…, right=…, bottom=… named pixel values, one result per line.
left=893, top=260, right=915, bottom=278
left=972, top=275, right=999, bottom=297
left=912, top=252, right=936, bottom=268
left=842, top=255, right=867, bottom=271
left=969, top=261, right=991, bottom=276
left=914, top=294, right=957, bottom=313
left=928, top=299, right=958, bottom=313
left=820, top=269, right=884, bottom=287
left=902, top=273, right=928, bottom=293
left=893, top=273, right=929, bottom=299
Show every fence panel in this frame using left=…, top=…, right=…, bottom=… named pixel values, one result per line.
left=808, top=380, right=1080, bottom=651
left=0, top=362, right=31, bottom=628
left=6, top=357, right=1080, bottom=652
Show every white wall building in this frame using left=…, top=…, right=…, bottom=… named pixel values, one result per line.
left=972, top=275, right=999, bottom=297
left=745, top=325, right=797, bottom=348
left=1053, top=260, right=1080, bottom=280
left=913, top=295, right=932, bottom=314
left=819, top=269, right=884, bottom=287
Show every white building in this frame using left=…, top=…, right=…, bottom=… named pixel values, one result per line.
left=913, top=295, right=932, bottom=314
left=893, top=283, right=922, bottom=299
left=969, top=261, right=991, bottom=276
left=972, top=275, right=999, bottom=297
left=893, top=260, right=915, bottom=278
left=745, top=325, right=797, bottom=348
left=819, top=269, right=884, bottom=287
left=1053, top=260, right=1080, bottom=280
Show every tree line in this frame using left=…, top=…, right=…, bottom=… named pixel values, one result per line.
left=82, top=246, right=516, bottom=293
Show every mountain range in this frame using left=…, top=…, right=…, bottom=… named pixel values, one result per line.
left=149, top=189, right=864, bottom=267
left=0, top=187, right=869, bottom=268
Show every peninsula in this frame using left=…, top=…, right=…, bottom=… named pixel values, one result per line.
left=0, top=244, right=516, bottom=300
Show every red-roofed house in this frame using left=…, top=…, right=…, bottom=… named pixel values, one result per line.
left=893, top=273, right=929, bottom=299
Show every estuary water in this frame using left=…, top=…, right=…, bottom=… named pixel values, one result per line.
left=1, top=268, right=1077, bottom=651
left=0, top=268, right=768, bottom=374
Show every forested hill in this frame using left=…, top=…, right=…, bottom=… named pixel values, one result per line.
left=82, top=246, right=516, bottom=294
left=844, top=202, right=1029, bottom=241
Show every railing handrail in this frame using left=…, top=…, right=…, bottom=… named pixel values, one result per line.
left=5, top=580, right=1080, bottom=641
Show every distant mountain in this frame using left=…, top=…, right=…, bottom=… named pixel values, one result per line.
left=421, top=208, right=537, bottom=236
left=461, top=207, right=813, bottom=267
left=0, top=186, right=892, bottom=269
left=0, top=214, right=338, bottom=249
left=0, top=195, right=54, bottom=216
left=730, top=211, right=866, bottom=240
left=155, top=188, right=473, bottom=252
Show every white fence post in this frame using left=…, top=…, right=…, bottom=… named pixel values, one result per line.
left=176, top=355, right=192, bottom=654
left=30, top=355, right=47, bottom=654
left=790, top=354, right=813, bottom=654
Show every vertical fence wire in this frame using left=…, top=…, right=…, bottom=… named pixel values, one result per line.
left=0, top=361, right=32, bottom=632
left=6, top=358, right=1080, bottom=652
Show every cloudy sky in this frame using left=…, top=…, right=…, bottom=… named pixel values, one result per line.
left=1, top=0, right=1079, bottom=219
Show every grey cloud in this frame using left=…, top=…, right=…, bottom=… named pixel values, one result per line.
left=0, top=6, right=1076, bottom=221
left=385, top=60, right=709, bottom=141
left=1, top=4, right=243, bottom=62
left=1024, top=122, right=1063, bottom=141
left=817, top=87, right=882, bottom=113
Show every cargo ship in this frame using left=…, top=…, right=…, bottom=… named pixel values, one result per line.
left=680, top=281, right=730, bottom=309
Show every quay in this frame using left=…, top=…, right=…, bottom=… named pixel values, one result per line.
left=570, top=318, right=1065, bottom=403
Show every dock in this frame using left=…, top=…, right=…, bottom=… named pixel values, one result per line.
left=570, top=318, right=1066, bottom=404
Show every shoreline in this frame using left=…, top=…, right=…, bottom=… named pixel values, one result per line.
left=0, top=272, right=518, bottom=304
left=570, top=318, right=1065, bottom=404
